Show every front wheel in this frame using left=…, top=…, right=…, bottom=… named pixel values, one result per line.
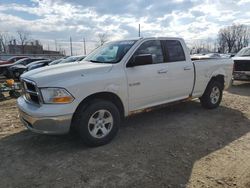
left=200, top=80, right=223, bottom=109
left=74, top=100, right=120, bottom=147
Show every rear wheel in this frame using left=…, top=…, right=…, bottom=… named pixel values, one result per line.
left=200, top=80, right=223, bottom=109
left=73, top=100, right=120, bottom=147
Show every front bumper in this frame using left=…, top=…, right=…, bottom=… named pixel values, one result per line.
left=233, top=71, right=250, bottom=81
left=17, top=97, right=73, bottom=135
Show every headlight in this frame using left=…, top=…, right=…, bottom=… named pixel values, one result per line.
left=40, top=88, right=74, bottom=104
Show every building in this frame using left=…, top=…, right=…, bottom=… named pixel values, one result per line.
left=7, top=40, right=62, bottom=55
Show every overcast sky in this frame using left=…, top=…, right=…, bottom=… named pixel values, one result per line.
left=0, top=0, right=250, bottom=55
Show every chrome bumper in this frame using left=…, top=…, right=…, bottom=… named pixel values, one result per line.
left=233, top=71, right=250, bottom=81
left=19, top=109, right=72, bottom=135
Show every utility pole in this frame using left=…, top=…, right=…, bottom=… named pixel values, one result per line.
left=83, top=37, right=87, bottom=55
left=70, top=37, right=73, bottom=56
left=138, top=24, right=141, bottom=37
left=54, top=40, right=57, bottom=51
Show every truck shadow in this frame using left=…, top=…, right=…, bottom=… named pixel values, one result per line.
left=228, top=81, right=250, bottom=96
left=0, top=101, right=250, bottom=187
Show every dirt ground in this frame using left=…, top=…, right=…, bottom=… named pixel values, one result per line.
left=0, top=81, right=250, bottom=188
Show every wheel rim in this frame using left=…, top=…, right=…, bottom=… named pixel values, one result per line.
left=210, top=86, right=220, bottom=104
left=88, top=109, right=114, bottom=139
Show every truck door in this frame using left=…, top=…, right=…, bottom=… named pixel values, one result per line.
left=125, top=39, right=171, bottom=111
left=161, top=40, right=194, bottom=100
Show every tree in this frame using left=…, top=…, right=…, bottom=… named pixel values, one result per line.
left=190, top=39, right=215, bottom=54
left=17, top=30, right=30, bottom=54
left=96, top=33, right=108, bottom=47
left=218, top=24, right=250, bottom=53
left=0, top=31, right=11, bottom=53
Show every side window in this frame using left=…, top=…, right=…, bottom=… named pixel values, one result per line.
left=165, top=40, right=186, bottom=62
left=134, top=40, right=164, bottom=64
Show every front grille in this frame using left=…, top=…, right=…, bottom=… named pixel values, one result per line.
left=21, top=79, right=41, bottom=105
left=234, top=60, right=250, bottom=71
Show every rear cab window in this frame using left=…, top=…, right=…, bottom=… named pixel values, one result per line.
left=164, top=40, right=186, bottom=62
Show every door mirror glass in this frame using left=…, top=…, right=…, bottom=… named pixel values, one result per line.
left=128, top=54, right=153, bottom=67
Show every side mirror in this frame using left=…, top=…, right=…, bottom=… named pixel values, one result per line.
left=127, top=54, right=153, bottom=67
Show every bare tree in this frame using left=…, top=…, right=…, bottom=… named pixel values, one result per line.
left=17, top=30, right=30, bottom=54
left=218, top=24, right=250, bottom=53
left=0, top=31, right=12, bottom=53
left=234, top=25, right=250, bottom=52
left=96, top=33, right=108, bottom=47
left=190, top=39, right=214, bottom=54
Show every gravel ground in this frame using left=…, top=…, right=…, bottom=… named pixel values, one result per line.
left=0, top=81, right=250, bottom=188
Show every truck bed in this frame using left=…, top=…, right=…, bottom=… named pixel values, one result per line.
left=191, top=58, right=234, bottom=97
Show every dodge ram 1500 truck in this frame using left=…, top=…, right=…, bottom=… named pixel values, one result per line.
left=18, top=37, right=234, bottom=146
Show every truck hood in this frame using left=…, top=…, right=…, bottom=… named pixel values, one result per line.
left=21, top=61, right=113, bottom=86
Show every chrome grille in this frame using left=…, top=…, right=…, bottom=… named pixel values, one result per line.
left=21, top=79, right=41, bottom=105
left=234, top=60, right=250, bottom=71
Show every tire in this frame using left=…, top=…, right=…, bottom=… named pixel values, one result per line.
left=73, top=99, right=121, bottom=147
left=200, top=80, right=223, bottom=109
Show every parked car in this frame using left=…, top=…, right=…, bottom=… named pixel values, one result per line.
left=232, top=47, right=250, bottom=81
left=4, top=57, right=47, bottom=78
left=18, top=37, right=233, bottom=147
left=0, top=56, right=27, bottom=66
left=49, top=58, right=65, bottom=66
left=11, top=60, right=52, bottom=77
left=27, top=60, right=52, bottom=71
left=0, top=56, right=28, bottom=75
left=57, top=55, right=86, bottom=64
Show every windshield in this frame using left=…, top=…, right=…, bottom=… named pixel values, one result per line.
left=85, top=40, right=137, bottom=64
left=236, top=47, right=250, bottom=57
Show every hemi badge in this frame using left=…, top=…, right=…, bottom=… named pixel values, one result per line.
left=129, top=82, right=141, bottom=87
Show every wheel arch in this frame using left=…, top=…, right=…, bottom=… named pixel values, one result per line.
left=209, top=74, right=225, bottom=89
left=72, top=92, right=125, bottom=124
left=200, top=74, right=225, bottom=98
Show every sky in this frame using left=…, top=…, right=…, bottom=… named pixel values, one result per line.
left=0, top=0, right=250, bottom=55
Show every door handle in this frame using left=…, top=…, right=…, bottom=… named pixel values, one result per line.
left=184, top=66, right=192, bottom=71
left=157, top=69, right=168, bottom=74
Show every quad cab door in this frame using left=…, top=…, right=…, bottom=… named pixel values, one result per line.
left=125, top=39, right=194, bottom=112
left=161, top=40, right=194, bottom=100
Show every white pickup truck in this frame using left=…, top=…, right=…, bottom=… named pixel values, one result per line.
left=18, top=37, right=233, bottom=146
